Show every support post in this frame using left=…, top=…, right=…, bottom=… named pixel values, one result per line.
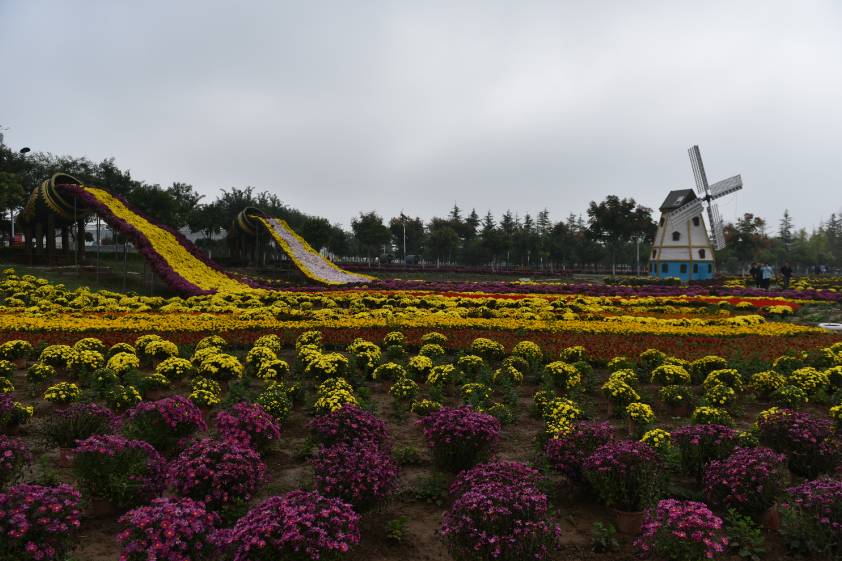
left=46, top=213, right=56, bottom=264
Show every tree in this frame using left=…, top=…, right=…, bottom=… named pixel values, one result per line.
left=425, top=218, right=460, bottom=264
left=299, top=216, right=333, bottom=251
left=351, top=211, right=391, bottom=262
left=725, top=213, right=768, bottom=264
left=389, top=214, right=424, bottom=260
left=586, top=196, right=656, bottom=275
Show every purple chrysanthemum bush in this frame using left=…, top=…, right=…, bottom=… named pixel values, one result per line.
left=73, top=434, right=166, bottom=510
left=0, top=435, right=31, bottom=489
left=308, top=404, right=389, bottom=448
left=442, top=461, right=561, bottom=561
left=583, top=440, right=663, bottom=512
left=117, top=497, right=220, bottom=561
left=703, top=446, right=787, bottom=516
left=418, top=406, right=501, bottom=472
left=756, top=408, right=842, bottom=478
left=312, top=440, right=398, bottom=510
left=217, top=489, right=360, bottom=561
left=671, top=424, right=738, bottom=480
left=121, top=396, right=207, bottom=455
left=634, top=499, right=728, bottom=561
left=544, top=421, right=614, bottom=484
left=167, top=438, right=266, bottom=512
left=0, top=483, right=82, bottom=561
left=216, top=402, right=281, bottom=455
left=779, top=478, right=842, bottom=559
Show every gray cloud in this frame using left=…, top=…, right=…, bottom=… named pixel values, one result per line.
left=2, top=0, right=840, bottom=230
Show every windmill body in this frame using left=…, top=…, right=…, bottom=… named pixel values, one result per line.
left=649, top=146, right=742, bottom=282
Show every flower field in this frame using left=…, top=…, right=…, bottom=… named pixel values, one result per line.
left=1, top=266, right=841, bottom=561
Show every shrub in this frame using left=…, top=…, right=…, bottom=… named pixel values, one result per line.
left=410, top=399, right=441, bottom=416
left=704, top=447, right=788, bottom=516
left=543, top=361, right=582, bottom=392
left=108, top=342, right=135, bottom=357
left=107, top=351, right=140, bottom=374
left=460, top=382, right=492, bottom=407
left=407, top=355, right=433, bottom=378
left=195, top=334, right=226, bottom=352
left=0, top=436, right=30, bottom=489
left=255, top=384, right=293, bottom=421
left=218, top=490, right=360, bottom=561
left=634, top=499, right=728, bottom=561
left=638, top=348, right=666, bottom=374
left=511, top=340, right=543, bottom=369
left=542, top=397, right=583, bottom=437
left=748, top=370, right=785, bottom=399
left=253, top=334, right=283, bottom=353
left=756, top=408, right=842, bottom=478
left=608, top=356, right=632, bottom=372
left=309, top=404, right=388, bottom=449
left=155, top=356, right=194, bottom=380
left=25, top=362, right=55, bottom=385
left=455, top=354, right=486, bottom=377
left=672, top=424, right=738, bottom=480
left=704, top=383, right=738, bottom=409
left=691, top=405, right=734, bottom=426
left=347, top=338, right=382, bottom=374
left=689, top=355, right=729, bottom=384
left=560, top=345, right=587, bottom=363
left=0, top=339, right=32, bottom=361
left=421, top=331, right=447, bottom=346
left=419, top=343, right=445, bottom=359
left=449, top=460, right=542, bottom=497
left=304, top=352, right=349, bottom=380
left=383, top=331, right=406, bottom=348
left=43, top=381, right=82, bottom=404
left=658, top=384, right=693, bottom=407
left=626, top=402, right=656, bottom=427
left=256, top=359, right=290, bottom=380
left=418, top=406, right=501, bottom=472
left=640, top=428, right=671, bottom=454
left=787, top=366, right=829, bottom=395
left=67, top=349, right=104, bottom=375
left=134, top=334, right=163, bottom=356
left=583, top=440, right=662, bottom=512
left=0, top=483, right=81, bottom=561
left=544, top=421, right=614, bottom=483
left=390, top=377, right=419, bottom=401
left=117, top=497, right=220, bottom=561
left=650, top=364, right=691, bottom=386
left=167, top=438, right=265, bottom=512
left=122, top=396, right=207, bottom=455
left=41, top=402, right=114, bottom=448
left=780, top=478, right=842, bottom=559
left=467, top=338, right=504, bottom=362
left=703, top=368, right=744, bottom=392
left=244, top=345, right=277, bottom=371
left=609, top=368, right=639, bottom=387
left=0, top=394, right=33, bottom=430
left=601, top=378, right=640, bottom=414
left=216, top=402, right=281, bottom=454
left=313, top=441, right=398, bottom=509
left=198, top=353, right=243, bottom=381
left=73, top=434, right=166, bottom=510
left=372, top=362, right=405, bottom=381
left=772, top=384, right=809, bottom=408
left=143, top=339, right=179, bottom=362
left=38, top=344, right=77, bottom=369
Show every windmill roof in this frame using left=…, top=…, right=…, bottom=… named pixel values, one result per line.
left=659, top=189, right=697, bottom=212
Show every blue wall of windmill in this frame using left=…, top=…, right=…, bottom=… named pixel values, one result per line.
left=649, top=261, right=714, bottom=281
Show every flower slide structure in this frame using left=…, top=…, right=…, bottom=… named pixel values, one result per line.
left=230, top=207, right=374, bottom=286
left=16, top=174, right=370, bottom=294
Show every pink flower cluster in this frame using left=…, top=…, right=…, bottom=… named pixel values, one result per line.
left=309, top=404, right=389, bottom=448
left=122, top=396, right=207, bottom=455
left=216, top=402, right=281, bottom=454
left=634, top=499, right=728, bottom=560
left=0, top=435, right=31, bottom=489
left=312, top=440, right=398, bottom=510
left=757, top=409, right=842, bottom=478
left=544, top=421, right=614, bottom=483
left=117, top=497, right=221, bottom=561
left=418, top=406, right=501, bottom=472
left=0, top=483, right=81, bottom=561
left=582, top=440, right=662, bottom=511
left=703, top=446, right=787, bottom=516
left=73, top=434, right=166, bottom=509
left=167, top=438, right=265, bottom=512
left=782, top=477, right=842, bottom=552
left=672, top=424, right=738, bottom=480
left=442, top=461, right=560, bottom=561
left=218, top=490, right=360, bottom=561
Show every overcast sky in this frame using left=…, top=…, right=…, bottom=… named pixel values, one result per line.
left=2, top=1, right=841, bottom=231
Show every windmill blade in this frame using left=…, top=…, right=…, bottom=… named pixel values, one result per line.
left=709, top=175, right=742, bottom=200
left=707, top=203, right=727, bottom=250
left=688, top=145, right=710, bottom=196
left=668, top=198, right=704, bottom=224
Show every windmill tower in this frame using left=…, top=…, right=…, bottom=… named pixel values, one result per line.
left=649, top=146, right=742, bottom=281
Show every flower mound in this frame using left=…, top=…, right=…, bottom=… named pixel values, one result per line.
left=117, top=497, right=220, bottom=561
left=703, top=446, right=787, bottom=515
left=672, top=424, right=738, bottom=480
left=756, top=408, right=842, bottom=477
left=780, top=478, right=842, bottom=559
left=0, top=436, right=31, bottom=489
left=73, top=435, right=166, bottom=510
left=443, top=462, right=560, bottom=561
left=216, top=402, right=281, bottom=454
left=418, top=406, right=501, bottom=472
left=0, top=483, right=82, bottom=561
left=122, top=396, right=207, bottom=455
left=583, top=440, right=662, bottom=512
left=312, top=441, right=398, bottom=510
left=167, top=438, right=265, bottom=512
left=544, top=421, right=614, bottom=483
left=309, top=404, right=389, bottom=449
left=635, top=499, right=728, bottom=561
left=218, top=490, right=360, bottom=561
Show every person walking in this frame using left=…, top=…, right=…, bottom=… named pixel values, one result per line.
left=761, top=262, right=773, bottom=290
left=780, top=262, right=793, bottom=289
left=749, top=262, right=761, bottom=288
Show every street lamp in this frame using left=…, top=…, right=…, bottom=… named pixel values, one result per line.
left=633, top=234, right=645, bottom=276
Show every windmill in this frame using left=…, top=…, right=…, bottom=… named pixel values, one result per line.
left=649, top=146, right=743, bottom=281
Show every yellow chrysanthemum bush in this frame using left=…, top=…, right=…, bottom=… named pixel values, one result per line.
left=650, top=364, right=691, bottom=386
left=542, top=361, right=582, bottom=393
left=688, top=355, right=729, bottom=384
left=390, top=377, right=419, bottom=402
left=469, top=338, right=506, bottom=362
left=601, top=377, right=641, bottom=416
left=542, top=397, right=583, bottom=437
left=510, top=340, right=543, bottom=371
left=313, top=377, right=357, bottom=415
left=702, top=369, right=744, bottom=393
left=38, top=344, right=78, bottom=370
left=372, top=362, right=406, bottom=381
left=640, top=428, right=671, bottom=454
left=407, top=355, right=434, bottom=379
left=347, top=338, right=382, bottom=375
left=72, top=337, right=106, bottom=354
left=256, top=359, right=291, bottom=381
left=253, top=334, right=283, bottom=354
left=427, top=364, right=459, bottom=386
left=68, top=349, right=105, bottom=375
left=455, top=354, right=486, bottom=378
left=638, top=348, right=667, bottom=374
left=748, top=370, right=786, bottom=400
left=304, top=352, right=349, bottom=381
left=703, top=383, right=738, bottom=409
left=155, top=357, right=195, bottom=381
left=42, top=381, right=81, bottom=404
left=245, top=346, right=278, bottom=372
left=107, top=352, right=141, bottom=375
left=198, top=353, right=243, bottom=381
left=786, top=367, right=829, bottom=396
left=691, top=406, right=734, bottom=426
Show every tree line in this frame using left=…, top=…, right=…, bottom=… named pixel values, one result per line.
left=1, top=143, right=840, bottom=271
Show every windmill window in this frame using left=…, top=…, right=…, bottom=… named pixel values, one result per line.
left=698, top=249, right=706, bottom=259
left=661, top=263, right=668, bottom=273
left=692, top=217, right=700, bottom=226
left=672, top=231, right=681, bottom=241
left=651, top=263, right=656, bottom=273
left=680, top=264, right=687, bottom=273
left=693, top=264, right=699, bottom=273
left=708, top=264, right=712, bottom=273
